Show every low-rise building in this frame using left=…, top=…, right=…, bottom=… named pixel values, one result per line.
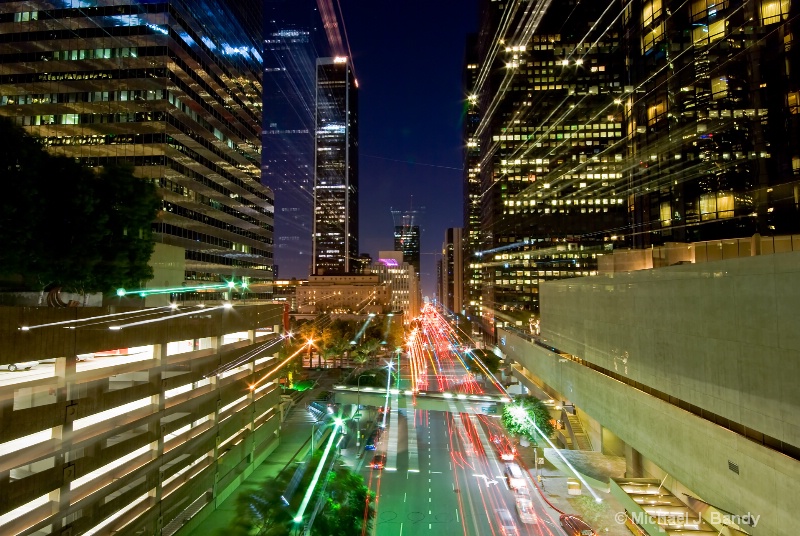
left=296, top=275, right=390, bottom=314
left=371, top=251, right=421, bottom=322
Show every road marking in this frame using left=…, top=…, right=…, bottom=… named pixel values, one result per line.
left=429, top=497, right=432, bottom=502
left=456, top=509, right=459, bottom=522
left=404, top=492, right=407, bottom=502
left=431, top=471, right=442, bottom=474
left=400, top=522, right=403, bottom=536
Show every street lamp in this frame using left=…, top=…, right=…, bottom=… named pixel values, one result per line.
left=381, top=362, right=393, bottom=429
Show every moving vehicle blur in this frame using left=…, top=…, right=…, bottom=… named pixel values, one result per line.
left=496, top=508, right=519, bottom=536
left=515, top=497, right=537, bottom=524
left=370, top=454, right=386, bottom=469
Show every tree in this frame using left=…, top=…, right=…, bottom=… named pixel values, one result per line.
left=357, top=338, right=381, bottom=366
left=470, top=348, right=501, bottom=375
left=228, top=472, right=294, bottom=536
left=501, top=395, right=555, bottom=442
left=297, top=320, right=325, bottom=366
left=0, top=120, right=159, bottom=296
left=311, top=464, right=375, bottom=536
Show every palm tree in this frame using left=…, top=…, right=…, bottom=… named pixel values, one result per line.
left=357, top=338, right=382, bottom=367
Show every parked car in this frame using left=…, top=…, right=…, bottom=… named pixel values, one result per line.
left=496, top=508, right=519, bottom=536
left=515, top=497, right=537, bottom=524
left=560, top=514, right=597, bottom=536
left=370, top=454, right=386, bottom=469
left=0, top=361, right=39, bottom=372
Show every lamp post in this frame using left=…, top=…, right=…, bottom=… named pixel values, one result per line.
left=394, top=347, right=402, bottom=389
left=381, top=362, right=393, bottom=429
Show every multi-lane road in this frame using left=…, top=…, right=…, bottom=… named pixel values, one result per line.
left=356, top=304, right=567, bottom=536
left=361, top=407, right=566, bottom=536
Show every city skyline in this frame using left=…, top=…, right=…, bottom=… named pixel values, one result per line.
left=0, top=2, right=798, bottom=536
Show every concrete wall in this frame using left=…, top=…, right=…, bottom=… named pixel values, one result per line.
left=502, top=246, right=800, bottom=536
left=540, top=250, right=800, bottom=450
left=504, top=332, right=799, bottom=535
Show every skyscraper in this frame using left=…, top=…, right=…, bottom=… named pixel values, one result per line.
left=0, top=0, right=273, bottom=298
left=463, top=34, right=483, bottom=322
left=262, top=0, right=321, bottom=278
left=313, top=56, right=359, bottom=275
left=470, top=0, right=626, bottom=335
left=623, top=0, right=800, bottom=246
left=393, top=212, right=421, bottom=274
left=441, top=227, right=463, bottom=314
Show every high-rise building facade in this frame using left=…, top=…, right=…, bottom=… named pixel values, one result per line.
left=0, top=0, right=274, bottom=298
left=392, top=212, right=421, bottom=274
left=623, top=0, right=800, bottom=247
left=312, top=56, right=359, bottom=275
left=469, top=0, right=627, bottom=336
left=463, top=34, right=483, bottom=322
left=372, top=251, right=420, bottom=322
left=441, top=227, right=463, bottom=314
left=262, top=0, right=321, bottom=278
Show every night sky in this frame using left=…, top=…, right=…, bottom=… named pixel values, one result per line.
left=338, top=1, right=479, bottom=297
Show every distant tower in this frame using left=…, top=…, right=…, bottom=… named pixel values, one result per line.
left=313, top=56, right=359, bottom=275
left=392, top=210, right=421, bottom=274
left=441, top=228, right=463, bottom=313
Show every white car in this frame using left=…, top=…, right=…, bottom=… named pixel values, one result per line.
left=515, top=497, right=537, bottom=524
left=0, top=361, right=39, bottom=371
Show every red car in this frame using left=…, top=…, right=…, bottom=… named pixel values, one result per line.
left=370, top=454, right=387, bottom=469
left=560, top=514, right=597, bottom=536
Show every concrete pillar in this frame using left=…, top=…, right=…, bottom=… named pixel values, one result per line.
left=625, top=444, right=644, bottom=477
left=151, top=343, right=166, bottom=503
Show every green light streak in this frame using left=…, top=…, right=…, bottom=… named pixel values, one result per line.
left=294, top=421, right=342, bottom=523
left=117, top=282, right=240, bottom=297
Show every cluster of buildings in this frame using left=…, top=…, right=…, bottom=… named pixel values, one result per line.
left=0, top=1, right=415, bottom=535
left=452, top=2, right=800, bottom=535
left=450, top=0, right=800, bottom=336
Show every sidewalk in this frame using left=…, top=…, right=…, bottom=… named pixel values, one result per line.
left=198, top=376, right=336, bottom=535
left=515, top=444, right=632, bottom=536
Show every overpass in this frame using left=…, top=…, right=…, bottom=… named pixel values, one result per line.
left=331, top=385, right=510, bottom=415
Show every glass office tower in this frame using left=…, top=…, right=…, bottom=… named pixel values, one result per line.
left=623, top=0, right=800, bottom=247
left=393, top=218, right=421, bottom=274
left=313, top=56, right=359, bottom=275
left=471, top=0, right=626, bottom=334
left=262, top=0, right=321, bottom=278
left=0, top=0, right=273, bottom=298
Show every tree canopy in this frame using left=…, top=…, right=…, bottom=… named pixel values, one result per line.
left=229, top=453, right=374, bottom=536
left=0, top=119, right=159, bottom=294
left=501, top=395, right=555, bottom=442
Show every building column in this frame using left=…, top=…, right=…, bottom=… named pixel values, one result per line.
left=625, top=444, right=644, bottom=478
left=54, top=354, right=78, bottom=534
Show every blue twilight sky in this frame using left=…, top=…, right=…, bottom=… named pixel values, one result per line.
left=339, top=1, right=479, bottom=297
